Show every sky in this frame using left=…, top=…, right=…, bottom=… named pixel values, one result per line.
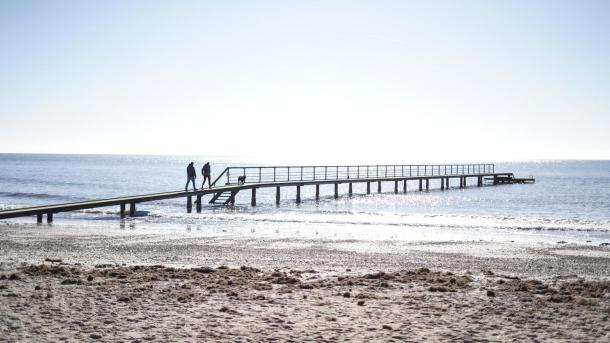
left=1, top=0, right=609, bottom=163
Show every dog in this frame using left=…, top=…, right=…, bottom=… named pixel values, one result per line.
left=237, top=175, right=246, bottom=185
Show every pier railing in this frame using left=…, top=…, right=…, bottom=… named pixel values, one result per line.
left=211, top=164, right=495, bottom=186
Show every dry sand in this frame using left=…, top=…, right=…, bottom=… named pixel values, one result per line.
left=1, top=225, right=610, bottom=342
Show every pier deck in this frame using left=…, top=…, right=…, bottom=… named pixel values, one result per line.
left=0, top=164, right=533, bottom=223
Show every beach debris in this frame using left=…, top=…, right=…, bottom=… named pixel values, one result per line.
left=44, top=258, right=62, bottom=263
left=343, top=291, right=351, bottom=298
left=192, top=267, right=215, bottom=274
left=89, top=333, right=102, bottom=339
left=357, top=300, right=365, bottom=306
left=382, top=324, right=393, bottom=330
left=486, top=290, right=496, bottom=297
left=8, top=273, right=21, bottom=281
left=117, top=296, right=131, bottom=302
left=600, top=242, right=610, bottom=246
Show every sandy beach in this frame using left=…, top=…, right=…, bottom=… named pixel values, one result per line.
left=1, top=225, right=610, bottom=342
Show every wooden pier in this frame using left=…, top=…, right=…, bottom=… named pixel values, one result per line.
left=0, top=164, right=533, bottom=224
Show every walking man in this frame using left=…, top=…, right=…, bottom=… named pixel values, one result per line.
left=201, top=162, right=211, bottom=189
left=185, top=162, right=196, bottom=191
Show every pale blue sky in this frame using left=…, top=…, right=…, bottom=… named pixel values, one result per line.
left=1, top=0, right=609, bottom=162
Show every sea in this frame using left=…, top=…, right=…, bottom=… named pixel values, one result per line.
left=1, top=154, right=609, bottom=246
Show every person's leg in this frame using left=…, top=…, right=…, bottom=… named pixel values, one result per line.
left=185, top=178, right=190, bottom=191
left=191, top=177, right=196, bottom=191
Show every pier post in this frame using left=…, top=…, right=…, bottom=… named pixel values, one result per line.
left=478, top=176, right=482, bottom=187
left=129, top=203, right=136, bottom=216
left=120, top=203, right=126, bottom=218
left=366, top=182, right=370, bottom=194
left=297, top=185, right=301, bottom=203
left=403, top=179, right=407, bottom=193
left=251, top=188, right=257, bottom=206
left=276, top=186, right=281, bottom=205
left=460, top=177, right=464, bottom=188
left=334, top=183, right=339, bottom=199
left=394, top=180, right=398, bottom=194
left=37, top=213, right=43, bottom=224
left=315, top=184, right=320, bottom=201
left=446, top=178, right=449, bottom=189
left=229, top=191, right=236, bottom=205
left=441, top=178, right=445, bottom=190
left=377, top=181, right=381, bottom=193
left=419, top=179, right=423, bottom=192
left=426, top=179, right=429, bottom=192
left=349, top=183, right=353, bottom=196
left=46, top=212, right=53, bottom=224
left=196, top=195, right=202, bottom=212
left=187, top=196, right=192, bottom=213
left=463, top=177, right=467, bottom=188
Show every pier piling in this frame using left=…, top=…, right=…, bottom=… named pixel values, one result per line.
left=315, top=185, right=320, bottom=201
left=196, top=195, right=202, bottom=212
left=37, top=213, right=43, bottom=224
left=334, top=183, right=339, bottom=199
left=47, top=212, right=53, bottom=223
left=276, top=186, right=280, bottom=205
left=187, top=196, right=192, bottom=213
left=120, top=203, right=126, bottom=218
left=349, top=183, right=353, bottom=196
left=251, top=188, right=257, bottom=207
left=367, top=182, right=371, bottom=194
left=296, top=185, right=301, bottom=204
left=419, top=179, right=423, bottom=192
left=129, top=203, right=136, bottom=216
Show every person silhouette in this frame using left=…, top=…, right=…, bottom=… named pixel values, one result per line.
left=185, top=162, right=196, bottom=191
left=201, top=162, right=211, bottom=189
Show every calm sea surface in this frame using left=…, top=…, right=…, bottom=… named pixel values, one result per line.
left=1, top=154, right=609, bottom=245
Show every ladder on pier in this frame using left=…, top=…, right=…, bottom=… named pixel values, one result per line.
left=209, top=190, right=237, bottom=205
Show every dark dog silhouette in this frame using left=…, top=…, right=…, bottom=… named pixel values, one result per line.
left=237, top=175, right=246, bottom=185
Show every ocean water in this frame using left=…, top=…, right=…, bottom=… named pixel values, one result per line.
left=1, top=154, right=609, bottom=245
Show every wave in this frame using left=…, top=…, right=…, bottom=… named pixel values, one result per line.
left=0, top=191, right=82, bottom=201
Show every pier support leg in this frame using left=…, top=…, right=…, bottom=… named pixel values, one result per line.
left=229, top=191, right=236, bottom=205
left=426, top=179, right=429, bottom=192
left=419, top=179, right=423, bottom=192
left=37, top=214, right=43, bottom=224
left=296, top=186, right=301, bottom=204
left=334, top=183, right=339, bottom=199
left=120, top=203, right=126, bottom=218
left=446, top=178, right=449, bottom=189
left=196, top=195, right=202, bottom=212
left=441, top=178, right=445, bottom=190
left=187, top=196, right=192, bottom=213
left=478, top=176, right=482, bottom=187
left=366, top=182, right=370, bottom=194
left=460, top=177, right=464, bottom=188
left=463, top=177, right=467, bottom=188
left=349, top=183, right=353, bottom=197
left=251, top=188, right=257, bottom=207
left=46, top=212, right=53, bottom=224
left=315, top=185, right=320, bottom=201
left=403, top=180, right=407, bottom=193
left=276, top=187, right=281, bottom=205
left=129, top=203, right=136, bottom=217
left=377, top=181, right=381, bottom=193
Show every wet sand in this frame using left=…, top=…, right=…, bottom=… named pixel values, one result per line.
left=1, top=225, right=610, bottom=342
